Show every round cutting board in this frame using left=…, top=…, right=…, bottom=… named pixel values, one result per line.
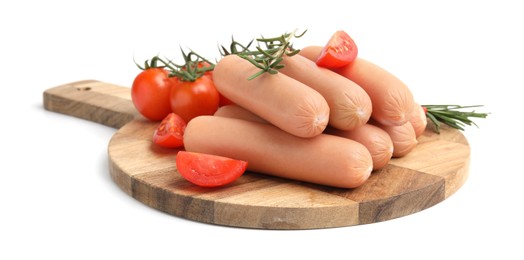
left=44, top=80, right=470, bottom=230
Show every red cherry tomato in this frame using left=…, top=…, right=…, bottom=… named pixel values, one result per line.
left=218, top=93, right=235, bottom=107
left=422, top=106, right=428, bottom=114
left=192, top=62, right=234, bottom=107
left=170, top=75, right=219, bottom=123
left=153, top=113, right=186, bottom=148
left=131, top=68, right=173, bottom=121
left=316, top=30, right=358, bottom=69
left=176, top=151, right=248, bottom=187
left=197, top=61, right=214, bottom=77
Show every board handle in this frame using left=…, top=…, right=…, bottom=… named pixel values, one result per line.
left=43, top=80, right=141, bottom=129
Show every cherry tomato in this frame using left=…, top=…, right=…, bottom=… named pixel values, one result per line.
left=170, top=75, right=219, bottom=123
left=153, top=113, right=186, bottom=148
left=197, top=61, right=214, bottom=76
left=316, top=30, right=358, bottom=69
left=131, top=68, right=173, bottom=121
left=218, top=93, right=235, bottom=107
left=194, top=63, right=234, bottom=107
left=176, top=151, right=248, bottom=187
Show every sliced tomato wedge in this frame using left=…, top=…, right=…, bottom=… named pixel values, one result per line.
left=316, top=30, right=358, bottom=69
left=153, top=113, right=186, bottom=148
left=176, top=151, right=248, bottom=187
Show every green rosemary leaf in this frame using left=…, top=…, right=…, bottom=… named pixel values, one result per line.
left=425, top=112, right=442, bottom=133
left=256, top=46, right=276, bottom=59
left=423, top=104, right=489, bottom=133
left=220, top=29, right=306, bottom=80
left=240, top=55, right=266, bottom=70
left=273, top=64, right=285, bottom=70
left=432, top=113, right=466, bottom=130
left=247, top=70, right=266, bottom=80
left=286, top=48, right=300, bottom=56
left=295, top=29, right=308, bottom=38
left=256, top=35, right=284, bottom=43
left=269, top=57, right=284, bottom=68
left=268, top=68, right=279, bottom=75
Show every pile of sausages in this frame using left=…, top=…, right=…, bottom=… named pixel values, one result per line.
left=183, top=46, right=427, bottom=189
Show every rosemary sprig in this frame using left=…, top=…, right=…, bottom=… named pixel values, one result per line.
left=422, top=104, right=489, bottom=134
left=220, top=29, right=307, bottom=80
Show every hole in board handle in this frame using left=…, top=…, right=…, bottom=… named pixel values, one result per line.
left=76, top=86, right=92, bottom=91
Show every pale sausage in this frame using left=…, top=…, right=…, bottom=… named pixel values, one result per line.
left=409, top=102, right=428, bottom=137
left=214, top=104, right=267, bottom=123
left=184, top=116, right=373, bottom=188
left=213, top=55, right=330, bottom=138
left=326, top=124, right=393, bottom=170
left=375, top=121, right=418, bottom=158
left=300, top=46, right=415, bottom=126
left=279, top=54, right=372, bottom=131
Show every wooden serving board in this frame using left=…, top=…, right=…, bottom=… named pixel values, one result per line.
left=43, top=80, right=470, bottom=230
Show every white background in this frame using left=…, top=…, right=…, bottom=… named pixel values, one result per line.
left=1, top=0, right=522, bottom=259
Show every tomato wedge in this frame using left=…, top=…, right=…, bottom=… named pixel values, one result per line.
left=153, top=113, right=186, bottom=148
left=176, top=151, right=248, bottom=187
left=316, top=30, right=358, bottom=69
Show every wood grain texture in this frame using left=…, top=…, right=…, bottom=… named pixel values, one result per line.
left=43, top=80, right=139, bottom=128
left=43, top=80, right=471, bottom=230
